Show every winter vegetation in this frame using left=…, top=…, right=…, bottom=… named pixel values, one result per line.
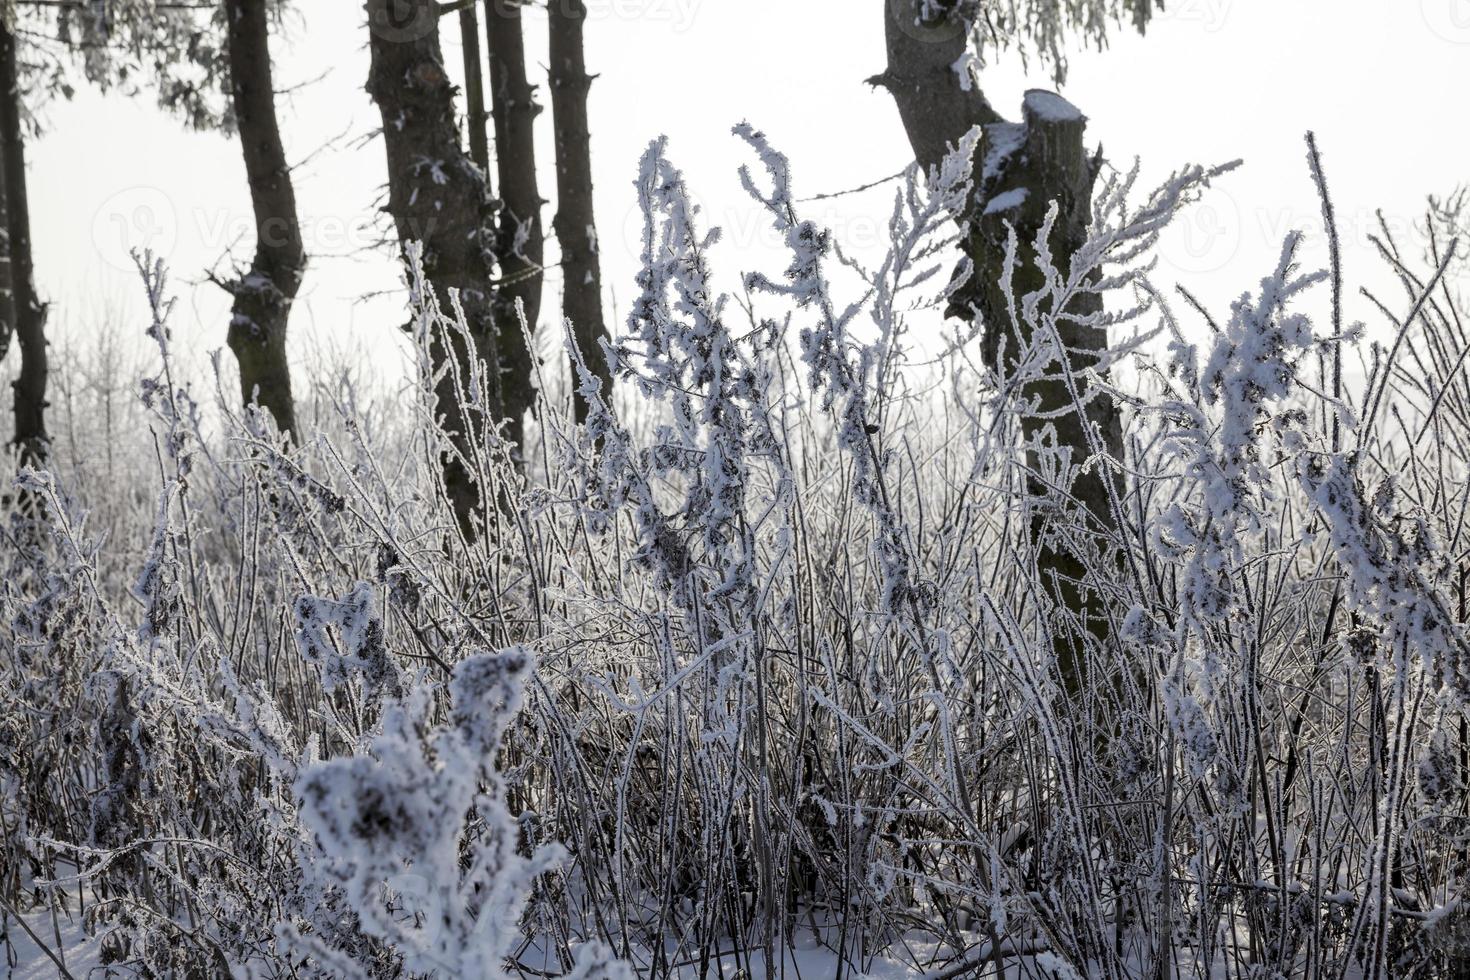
left=3, top=1, right=1470, bottom=979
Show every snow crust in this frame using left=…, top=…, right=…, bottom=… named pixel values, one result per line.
left=1023, top=89, right=1083, bottom=123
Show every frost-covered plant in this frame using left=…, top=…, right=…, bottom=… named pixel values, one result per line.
left=595, top=137, right=756, bottom=597
left=9, top=128, right=1470, bottom=980
left=5, top=0, right=238, bottom=131
left=0, top=258, right=624, bottom=978
left=906, top=0, right=1160, bottom=84
left=972, top=0, right=1159, bottom=81
left=292, top=647, right=627, bottom=979
left=1300, top=454, right=1470, bottom=695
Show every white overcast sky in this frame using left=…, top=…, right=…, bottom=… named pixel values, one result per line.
left=25, top=0, right=1470, bottom=382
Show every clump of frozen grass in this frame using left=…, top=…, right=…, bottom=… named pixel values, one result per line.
left=5, top=132, right=1470, bottom=980
left=1156, top=232, right=1326, bottom=628
left=292, top=647, right=627, bottom=979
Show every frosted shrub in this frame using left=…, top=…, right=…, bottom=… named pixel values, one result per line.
left=5, top=130, right=1470, bottom=980
left=1158, top=233, right=1324, bottom=627
left=292, top=647, right=626, bottom=979
left=0, top=258, right=624, bottom=977
left=293, top=584, right=403, bottom=699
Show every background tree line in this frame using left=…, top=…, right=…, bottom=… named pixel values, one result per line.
left=0, top=0, right=1151, bottom=693
left=10, top=3, right=1470, bottom=977
left=0, top=0, right=611, bottom=536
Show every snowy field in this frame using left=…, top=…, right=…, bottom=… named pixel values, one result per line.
left=5, top=2, right=1470, bottom=979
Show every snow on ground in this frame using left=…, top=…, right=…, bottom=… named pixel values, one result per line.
left=512, top=925, right=983, bottom=979
left=2, top=905, right=103, bottom=979
left=5, top=917, right=946, bottom=979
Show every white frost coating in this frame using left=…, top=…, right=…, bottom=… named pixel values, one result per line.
left=295, top=648, right=631, bottom=980
left=983, top=187, right=1029, bottom=215
left=1023, top=89, right=1083, bottom=123
left=952, top=50, right=980, bottom=92
left=982, top=122, right=1026, bottom=182
left=1156, top=232, right=1325, bottom=629
left=15, top=116, right=1470, bottom=980
left=409, top=155, right=450, bottom=186
left=293, top=583, right=401, bottom=697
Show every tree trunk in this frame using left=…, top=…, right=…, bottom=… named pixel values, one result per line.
left=868, top=0, right=998, bottom=174
left=0, top=146, right=12, bottom=371
left=224, top=0, right=303, bottom=438
left=548, top=0, right=607, bottom=422
left=458, top=0, right=491, bottom=177
left=485, top=0, right=540, bottom=445
left=960, top=91, right=1123, bottom=698
left=366, top=0, right=499, bottom=538
left=879, top=2, right=1123, bottom=699
left=0, top=19, right=47, bottom=468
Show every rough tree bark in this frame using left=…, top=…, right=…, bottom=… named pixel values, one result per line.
left=868, top=0, right=998, bottom=173
left=548, top=0, right=607, bottom=422
left=877, top=1, right=1124, bottom=699
left=458, top=0, right=490, bottom=176
left=0, top=19, right=46, bottom=468
left=960, top=91, right=1123, bottom=697
left=0, top=144, right=12, bottom=369
left=485, top=0, right=541, bottom=444
left=365, top=0, right=499, bottom=538
left=223, top=0, right=304, bottom=438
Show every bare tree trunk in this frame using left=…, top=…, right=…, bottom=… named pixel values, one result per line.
left=960, top=92, right=1123, bottom=698
left=458, top=0, right=491, bottom=177
left=485, top=0, right=541, bottom=445
left=366, top=0, right=498, bottom=538
left=548, top=0, right=607, bottom=421
left=223, top=0, right=303, bottom=438
left=867, top=0, right=998, bottom=173
left=878, top=1, right=1123, bottom=699
left=0, top=143, right=11, bottom=369
left=0, top=19, right=46, bottom=468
